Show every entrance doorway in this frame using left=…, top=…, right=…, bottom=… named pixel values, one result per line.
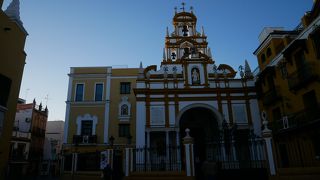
left=179, top=107, right=219, bottom=179
left=179, top=107, right=219, bottom=161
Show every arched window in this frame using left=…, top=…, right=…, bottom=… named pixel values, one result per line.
left=121, top=104, right=129, bottom=116
left=266, top=48, right=272, bottom=57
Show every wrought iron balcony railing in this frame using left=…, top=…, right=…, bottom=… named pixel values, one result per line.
left=73, top=135, right=97, bottom=145
left=287, top=62, right=319, bottom=91
left=272, top=105, right=320, bottom=133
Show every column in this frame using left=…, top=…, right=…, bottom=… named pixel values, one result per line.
left=183, top=129, right=195, bottom=177
left=262, top=117, right=276, bottom=176
left=124, top=148, right=133, bottom=176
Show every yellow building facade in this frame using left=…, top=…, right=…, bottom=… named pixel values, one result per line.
left=254, top=0, right=320, bottom=178
left=63, top=67, right=139, bottom=171
left=0, top=0, right=28, bottom=178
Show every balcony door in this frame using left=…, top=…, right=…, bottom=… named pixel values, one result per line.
left=81, top=120, right=93, bottom=136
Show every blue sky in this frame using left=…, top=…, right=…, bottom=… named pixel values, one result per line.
left=2, top=0, right=313, bottom=121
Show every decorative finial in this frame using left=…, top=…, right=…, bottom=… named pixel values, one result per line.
left=239, top=65, right=244, bottom=78
left=244, top=59, right=253, bottom=78
left=166, top=26, right=169, bottom=37
left=138, top=61, right=144, bottom=79
left=190, top=6, right=194, bottom=13
left=207, top=47, right=212, bottom=58
left=163, top=48, right=167, bottom=60
left=181, top=2, right=185, bottom=12
left=5, top=0, right=22, bottom=25
left=39, top=102, right=42, bottom=111
left=201, top=26, right=205, bottom=37
left=174, top=6, right=177, bottom=14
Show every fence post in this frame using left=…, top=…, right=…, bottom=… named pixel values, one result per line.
left=183, top=128, right=195, bottom=177
left=124, top=148, right=132, bottom=176
left=262, top=113, right=276, bottom=176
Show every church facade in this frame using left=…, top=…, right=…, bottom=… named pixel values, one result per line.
left=63, top=5, right=264, bottom=176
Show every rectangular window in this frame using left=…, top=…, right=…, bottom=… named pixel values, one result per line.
left=232, top=104, right=248, bottom=124
left=120, top=82, right=131, bottom=94
left=0, top=74, right=12, bottom=107
left=95, top=83, right=103, bottom=101
left=75, top=84, right=84, bottom=102
left=119, top=124, right=130, bottom=137
left=81, top=120, right=92, bottom=136
left=294, top=50, right=306, bottom=68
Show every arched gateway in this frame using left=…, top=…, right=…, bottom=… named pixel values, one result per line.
left=177, top=104, right=223, bottom=162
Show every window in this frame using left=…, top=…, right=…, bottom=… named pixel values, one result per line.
left=119, top=124, right=130, bottom=137
left=279, top=61, right=288, bottom=79
left=232, top=104, right=247, bottom=124
left=0, top=74, right=12, bottom=107
left=121, top=104, right=129, bottom=116
left=266, top=48, right=272, bottom=58
left=81, top=120, right=93, bottom=136
left=120, top=82, right=131, bottom=94
left=95, top=83, right=103, bottom=101
left=294, top=50, right=306, bottom=68
left=75, top=84, right=84, bottom=102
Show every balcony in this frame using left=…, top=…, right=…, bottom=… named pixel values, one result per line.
left=273, top=105, right=320, bottom=133
left=262, top=86, right=281, bottom=106
left=287, top=63, right=319, bottom=91
left=73, top=135, right=97, bottom=145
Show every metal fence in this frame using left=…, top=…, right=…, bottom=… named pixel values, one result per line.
left=205, top=137, right=266, bottom=170
left=132, top=146, right=182, bottom=172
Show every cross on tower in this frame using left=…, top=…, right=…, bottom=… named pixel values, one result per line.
left=181, top=2, right=185, bottom=12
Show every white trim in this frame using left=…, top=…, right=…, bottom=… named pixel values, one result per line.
left=63, top=103, right=70, bottom=143
left=111, top=76, right=138, bottom=79
left=104, top=67, right=112, bottom=143
left=94, top=82, right=104, bottom=101
left=76, top=114, right=98, bottom=135
left=64, top=72, right=74, bottom=144
left=74, top=83, right=85, bottom=102
left=176, top=103, right=224, bottom=128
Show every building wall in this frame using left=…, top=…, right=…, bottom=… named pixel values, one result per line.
left=0, top=8, right=27, bottom=178
left=254, top=0, right=320, bottom=173
left=64, top=67, right=139, bottom=153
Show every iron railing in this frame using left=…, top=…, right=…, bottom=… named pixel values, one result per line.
left=132, top=145, right=182, bottom=172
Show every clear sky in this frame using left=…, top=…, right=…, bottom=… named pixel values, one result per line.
left=2, top=0, right=314, bottom=121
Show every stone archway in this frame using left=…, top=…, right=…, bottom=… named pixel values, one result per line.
left=179, top=106, right=220, bottom=161
left=177, top=104, right=223, bottom=179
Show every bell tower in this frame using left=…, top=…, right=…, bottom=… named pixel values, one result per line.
left=163, top=3, right=213, bottom=63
